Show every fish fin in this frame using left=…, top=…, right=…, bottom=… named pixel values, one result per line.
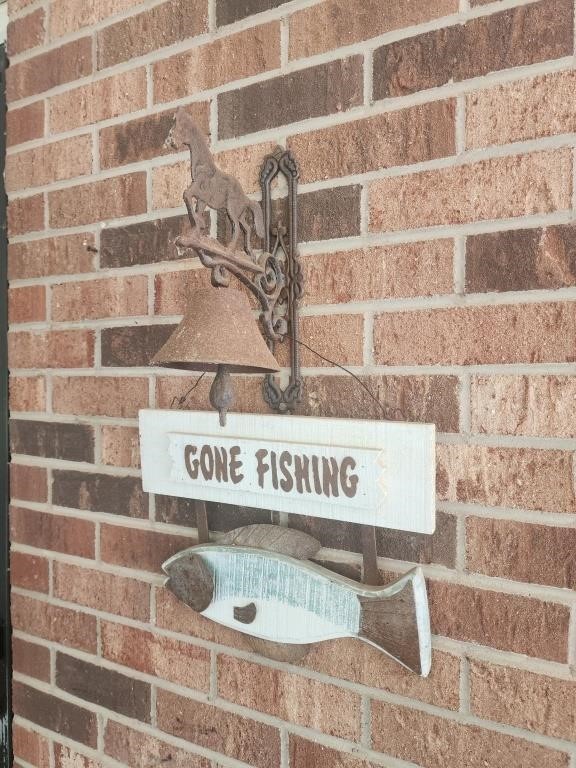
left=221, top=524, right=321, bottom=560
left=358, top=568, right=431, bottom=677
left=233, top=602, right=257, bottom=624
left=248, top=637, right=312, bottom=663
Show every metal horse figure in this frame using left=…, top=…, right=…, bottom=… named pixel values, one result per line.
left=165, top=107, right=265, bottom=254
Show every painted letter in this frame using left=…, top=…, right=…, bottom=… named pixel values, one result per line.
left=230, top=446, right=244, bottom=484
left=255, top=448, right=269, bottom=488
left=340, top=457, right=358, bottom=498
left=184, top=445, right=198, bottom=479
left=279, top=451, right=293, bottom=492
left=322, top=456, right=339, bottom=498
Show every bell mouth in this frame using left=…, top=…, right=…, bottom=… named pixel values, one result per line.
left=151, top=360, right=279, bottom=375
left=149, top=287, right=281, bottom=375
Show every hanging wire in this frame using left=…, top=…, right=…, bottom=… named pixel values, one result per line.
left=170, top=371, right=207, bottom=409
left=285, top=333, right=406, bottom=422
left=167, top=336, right=406, bottom=420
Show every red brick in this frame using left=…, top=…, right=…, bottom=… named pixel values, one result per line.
left=302, top=241, right=453, bottom=305
left=374, top=302, right=576, bottom=366
left=54, top=562, right=150, bottom=621
left=290, top=0, right=457, bottom=59
left=101, top=524, right=196, bottom=572
left=7, top=8, right=44, bottom=56
left=98, top=0, right=208, bottom=69
left=7, top=102, right=44, bottom=147
left=10, top=551, right=49, bottom=593
left=56, top=651, right=151, bottom=722
left=49, top=68, right=147, bottom=133
left=6, top=135, right=92, bottom=192
left=8, top=194, right=44, bottom=237
left=104, top=721, right=210, bottom=767
left=101, top=426, right=141, bottom=468
left=10, top=506, right=95, bottom=558
left=13, top=682, right=97, bottom=748
left=101, top=621, right=210, bottom=689
left=99, top=103, right=209, bottom=170
left=373, top=0, right=573, bottom=101
left=370, top=150, right=572, bottom=232
left=49, top=173, right=147, bottom=228
left=303, top=641, right=459, bottom=709
left=467, top=70, right=576, bottom=149
left=54, top=745, right=102, bottom=768
left=157, top=689, right=280, bottom=768
left=290, top=737, right=378, bottom=768
left=471, top=375, right=576, bottom=438
left=290, top=101, right=455, bottom=184
left=10, top=464, right=47, bottom=502
left=8, top=0, right=36, bottom=12
left=7, top=37, right=92, bottom=101
left=371, top=700, right=569, bottom=768
left=52, top=276, right=148, bottom=321
left=11, top=593, right=97, bottom=652
left=467, top=517, right=576, bottom=588
left=9, top=329, right=94, bottom=369
left=12, top=725, right=50, bottom=768
left=285, top=315, right=364, bottom=368
left=299, top=374, right=459, bottom=432
left=9, top=376, right=45, bottom=412
left=154, top=22, right=280, bottom=103
left=8, top=285, right=46, bottom=324
left=53, top=471, right=148, bottom=518
left=8, top=233, right=95, bottom=280
left=429, top=581, right=570, bottom=661
left=218, top=57, right=363, bottom=139
left=466, top=225, right=576, bottom=294
left=470, top=660, right=576, bottom=741
left=437, top=443, right=576, bottom=514
left=52, top=376, right=148, bottom=418
left=100, top=214, right=189, bottom=268
left=155, top=587, right=253, bottom=652
left=50, top=0, right=143, bottom=38
left=219, top=655, right=361, bottom=738
left=12, top=637, right=51, bottom=682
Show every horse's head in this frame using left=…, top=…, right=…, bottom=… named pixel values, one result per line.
left=164, top=107, right=197, bottom=151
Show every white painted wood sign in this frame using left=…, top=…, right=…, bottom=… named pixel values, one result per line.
left=139, top=410, right=435, bottom=533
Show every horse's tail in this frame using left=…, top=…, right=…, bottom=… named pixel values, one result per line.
left=249, top=201, right=265, bottom=238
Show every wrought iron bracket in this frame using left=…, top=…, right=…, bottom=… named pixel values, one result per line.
left=260, top=148, right=303, bottom=414
left=175, top=146, right=303, bottom=415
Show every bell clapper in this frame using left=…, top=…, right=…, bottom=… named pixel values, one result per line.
left=210, top=364, right=234, bottom=427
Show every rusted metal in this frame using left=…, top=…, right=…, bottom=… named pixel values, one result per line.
left=196, top=500, right=210, bottom=545
left=151, top=287, right=280, bottom=425
left=161, top=108, right=303, bottom=416
left=361, top=525, right=382, bottom=586
left=260, top=148, right=303, bottom=413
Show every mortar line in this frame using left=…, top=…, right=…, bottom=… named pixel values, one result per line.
left=12, top=671, right=576, bottom=759
left=7, top=0, right=547, bottom=76
left=9, top=124, right=576, bottom=200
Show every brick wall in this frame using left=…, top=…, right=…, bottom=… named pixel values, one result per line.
left=5, top=0, right=576, bottom=765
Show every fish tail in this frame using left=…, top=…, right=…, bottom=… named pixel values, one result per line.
left=357, top=568, right=431, bottom=676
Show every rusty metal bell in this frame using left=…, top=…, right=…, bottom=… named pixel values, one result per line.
left=151, top=287, right=280, bottom=426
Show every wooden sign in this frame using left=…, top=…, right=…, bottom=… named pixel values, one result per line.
left=163, top=524, right=432, bottom=676
left=139, top=410, right=435, bottom=533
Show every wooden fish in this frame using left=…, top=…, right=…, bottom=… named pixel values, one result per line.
left=163, top=525, right=431, bottom=676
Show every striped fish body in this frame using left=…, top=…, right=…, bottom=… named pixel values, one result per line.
left=163, top=544, right=431, bottom=675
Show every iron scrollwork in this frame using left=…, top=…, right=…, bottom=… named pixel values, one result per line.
left=260, top=149, right=303, bottom=413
